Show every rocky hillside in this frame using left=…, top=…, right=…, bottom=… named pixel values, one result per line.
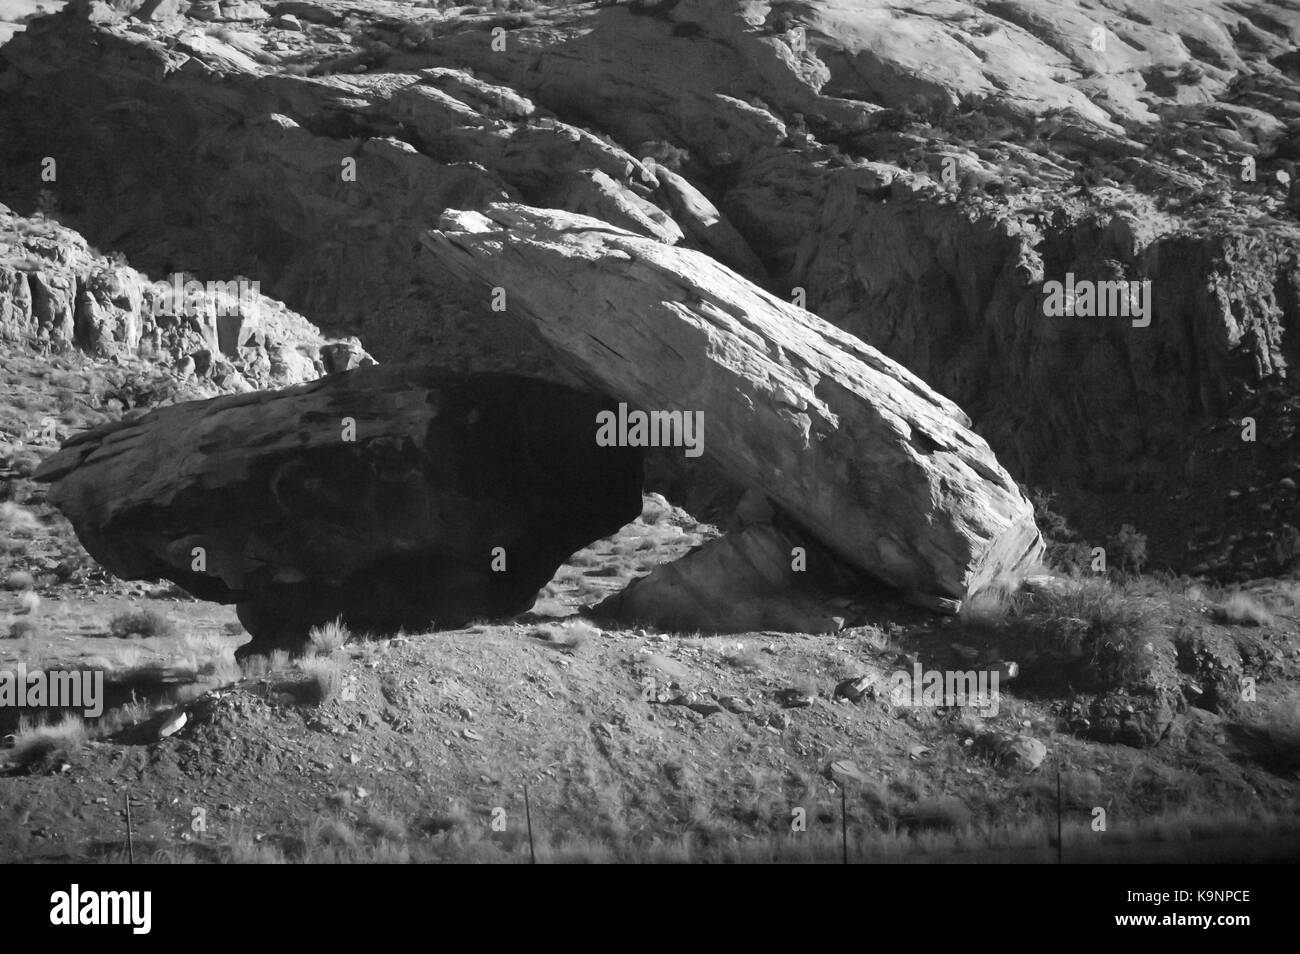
left=1, top=0, right=1299, bottom=868
left=0, top=201, right=370, bottom=393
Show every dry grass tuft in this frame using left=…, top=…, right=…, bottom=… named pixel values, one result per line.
left=297, top=656, right=343, bottom=705
left=308, top=617, right=350, bottom=655
left=5, top=714, right=86, bottom=771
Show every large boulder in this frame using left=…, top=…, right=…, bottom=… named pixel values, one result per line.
left=422, top=203, right=1044, bottom=611
left=35, top=364, right=644, bottom=654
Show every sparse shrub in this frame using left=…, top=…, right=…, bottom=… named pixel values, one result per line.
left=363, top=809, right=408, bottom=840
left=5, top=570, right=35, bottom=591
left=177, top=633, right=237, bottom=682
left=298, top=656, right=342, bottom=704
left=1106, top=524, right=1148, bottom=574
left=308, top=816, right=357, bottom=848
left=1028, top=488, right=1072, bottom=542
left=1050, top=541, right=1095, bottom=575
left=238, top=654, right=269, bottom=680
left=34, top=188, right=58, bottom=219
left=959, top=577, right=1018, bottom=624
left=9, top=452, right=42, bottom=478
left=6, top=714, right=85, bottom=771
left=308, top=617, right=350, bottom=655
left=1213, top=592, right=1274, bottom=628
left=0, top=502, right=39, bottom=536
left=896, top=796, right=973, bottom=832
left=965, top=576, right=1158, bottom=692
left=1057, top=597, right=1156, bottom=689
left=1026, top=488, right=1094, bottom=573
left=8, top=619, right=40, bottom=640
left=1272, top=525, right=1300, bottom=569
left=636, top=139, right=691, bottom=172
left=109, top=608, right=178, bottom=639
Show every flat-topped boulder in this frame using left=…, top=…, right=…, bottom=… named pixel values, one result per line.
left=36, top=364, right=644, bottom=654
left=423, top=203, right=1044, bottom=610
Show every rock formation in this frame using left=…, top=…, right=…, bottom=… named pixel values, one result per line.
left=35, top=364, right=645, bottom=654
left=1, top=0, right=1297, bottom=575
left=0, top=202, right=365, bottom=393
left=424, top=203, right=1043, bottom=611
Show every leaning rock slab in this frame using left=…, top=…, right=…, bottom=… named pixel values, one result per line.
left=422, top=204, right=1043, bottom=610
left=36, top=364, right=643, bottom=654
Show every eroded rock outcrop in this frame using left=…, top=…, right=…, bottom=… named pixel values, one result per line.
left=0, top=202, right=364, bottom=392
left=35, top=364, right=645, bottom=654
left=424, top=203, right=1044, bottom=610
left=2, top=0, right=1299, bottom=575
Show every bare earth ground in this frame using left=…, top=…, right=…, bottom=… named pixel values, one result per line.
left=3, top=348, right=1300, bottom=863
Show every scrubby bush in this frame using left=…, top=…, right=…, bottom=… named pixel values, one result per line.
left=8, top=620, right=40, bottom=640
left=636, top=139, right=691, bottom=172
left=1106, top=524, right=1148, bottom=574
left=6, top=715, right=85, bottom=771
left=1026, top=488, right=1093, bottom=574
left=109, top=608, right=178, bottom=640
left=962, top=576, right=1159, bottom=692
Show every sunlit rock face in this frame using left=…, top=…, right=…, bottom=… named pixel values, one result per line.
left=37, top=364, right=645, bottom=654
